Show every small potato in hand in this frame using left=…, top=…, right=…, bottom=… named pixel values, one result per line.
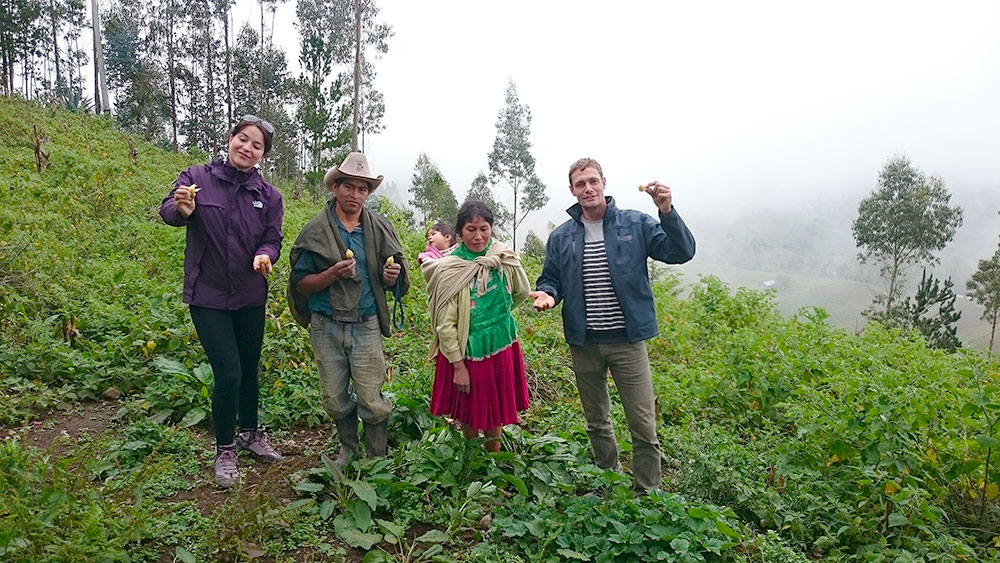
left=253, top=254, right=273, bottom=275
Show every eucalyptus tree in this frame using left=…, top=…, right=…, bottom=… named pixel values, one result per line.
left=2, top=0, right=46, bottom=97
left=176, top=0, right=224, bottom=155
left=487, top=79, right=547, bottom=249
left=295, top=0, right=350, bottom=188
left=852, top=155, right=963, bottom=322
left=102, top=0, right=170, bottom=141
left=967, top=242, right=1000, bottom=355
left=343, top=0, right=391, bottom=150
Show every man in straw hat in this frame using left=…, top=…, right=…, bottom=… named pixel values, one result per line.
left=529, top=157, right=695, bottom=494
left=287, top=152, right=409, bottom=465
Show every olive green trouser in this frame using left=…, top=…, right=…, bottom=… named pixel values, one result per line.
left=569, top=341, right=661, bottom=493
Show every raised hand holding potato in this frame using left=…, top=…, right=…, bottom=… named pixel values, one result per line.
left=642, top=180, right=673, bottom=215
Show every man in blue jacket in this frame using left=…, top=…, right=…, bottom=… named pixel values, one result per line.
left=530, top=157, right=695, bottom=493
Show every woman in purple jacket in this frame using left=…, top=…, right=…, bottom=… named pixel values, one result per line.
left=160, top=115, right=284, bottom=488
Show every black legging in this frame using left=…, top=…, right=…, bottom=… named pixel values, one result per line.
left=189, top=305, right=265, bottom=446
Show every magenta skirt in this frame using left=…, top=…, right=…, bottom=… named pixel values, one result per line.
left=429, top=341, right=530, bottom=431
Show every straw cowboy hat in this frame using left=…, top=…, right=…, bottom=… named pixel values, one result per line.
left=324, top=152, right=384, bottom=191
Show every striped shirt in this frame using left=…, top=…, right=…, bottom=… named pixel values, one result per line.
left=582, top=219, right=626, bottom=331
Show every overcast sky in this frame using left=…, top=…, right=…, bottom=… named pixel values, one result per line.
left=179, top=0, right=1000, bottom=269
left=225, top=0, right=1000, bottom=245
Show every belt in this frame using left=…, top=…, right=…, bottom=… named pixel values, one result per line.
left=314, top=312, right=377, bottom=323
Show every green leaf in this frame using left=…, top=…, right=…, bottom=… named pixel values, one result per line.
left=320, top=500, right=335, bottom=520
left=294, top=481, right=325, bottom=494
left=179, top=408, right=206, bottom=428
left=467, top=481, right=483, bottom=498
left=887, top=512, right=909, bottom=527
left=526, top=519, right=547, bottom=538
left=349, top=500, right=372, bottom=532
left=148, top=409, right=173, bottom=424
left=321, top=454, right=341, bottom=478
left=362, top=550, right=392, bottom=563
left=715, top=520, right=741, bottom=538
left=376, top=518, right=405, bottom=541
left=415, top=529, right=450, bottom=543
left=175, top=547, right=196, bottom=563
left=976, top=435, right=999, bottom=450
left=556, top=548, right=590, bottom=560
left=420, top=544, right=444, bottom=558
left=338, top=528, right=382, bottom=550
left=152, top=356, right=188, bottom=376
left=960, top=459, right=983, bottom=474
left=495, top=473, right=529, bottom=496
left=687, top=507, right=712, bottom=519
left=669, top=537, right=690, bottom=553
left=347, top=480, right=378, bottom=511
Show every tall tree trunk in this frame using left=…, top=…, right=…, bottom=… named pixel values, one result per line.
left=206, top=11, right=217, bottom=155
left=92, top=42, right=99, bottom=112
left=3, top=40, right=10, bottom=95
left=259, top=1, right=264, bottom=110
left=91, top=0, right=109, bottom=113
left=49, top=0, right=61, bottom=95
left=2, top=47, right=8, bottom=96
left=351, top=0, right=360, bottom=151
left=513, top=181, right=519, bottom=251
left=885, top=259, right=901, bottom=317
left=223, top=8, right=232, bottom=124
left=167, top=0, right=178, bottom=151
left=990, top=314, right=997, bottom=357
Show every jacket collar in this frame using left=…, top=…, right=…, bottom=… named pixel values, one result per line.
left=566, top=196, right=618, bottom=224
left=209, top=158, right=263, bottom=194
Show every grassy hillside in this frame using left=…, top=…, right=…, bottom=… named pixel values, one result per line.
left=3, top=98, right=1000, bottom=562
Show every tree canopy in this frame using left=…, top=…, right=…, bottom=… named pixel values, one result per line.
left=853, top=155, right=963, bottom=319
left=487, top=79, right=547, bottom=249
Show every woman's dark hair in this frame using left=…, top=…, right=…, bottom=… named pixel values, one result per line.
left=428, top=222, right=457, bottom=245
left=456, top=200, right=494, bottom=231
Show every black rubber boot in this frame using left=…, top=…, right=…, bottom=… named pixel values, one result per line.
left=363, top=418, right=388, bottom=458
left=333, top=409, right=360, bottom=467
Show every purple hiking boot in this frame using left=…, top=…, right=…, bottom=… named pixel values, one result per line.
left=214, top=444, right=238, bottom=488
left=236, top=427, right=284, bottom=462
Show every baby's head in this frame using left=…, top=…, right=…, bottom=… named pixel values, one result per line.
left=426, top=222, right=457, bottom=251
left=427, top=223, right=457, bottom=250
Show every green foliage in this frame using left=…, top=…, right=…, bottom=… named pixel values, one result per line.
left=291, top=415, right=742, bottom=562
left=487, top=79, right=548, bottom=247
left=652, top=275, right=998, bottom=560
left=9, top=100, right=1000, bottom=561
left=898, top=268, right=962, bottom=352
left=853, top=155, right=964, bottom=319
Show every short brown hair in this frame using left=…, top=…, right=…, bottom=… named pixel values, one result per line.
left=568, top=158, right=603, bottom=184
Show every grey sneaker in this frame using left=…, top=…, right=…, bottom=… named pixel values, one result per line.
left=236, top=427, right=284, bottom=462
left=214, top=444, right=238, bottom=488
